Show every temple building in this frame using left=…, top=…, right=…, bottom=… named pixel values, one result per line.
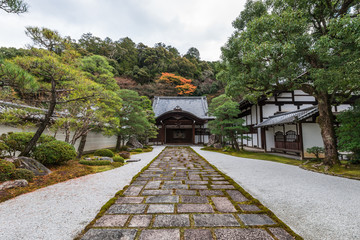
left=239, top=90, right=356, bottom=158
left=150, top=96, right=214, bottom=145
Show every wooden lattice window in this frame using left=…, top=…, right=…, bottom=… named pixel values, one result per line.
left=286, top=130, right=297, bottom=142
left=275, top=131, right=284, bottom=142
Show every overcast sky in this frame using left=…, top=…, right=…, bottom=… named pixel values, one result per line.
left=0, top=0, right=246, bottom=61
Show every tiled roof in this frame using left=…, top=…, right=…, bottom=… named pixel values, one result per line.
left=152, top=96, right=214, bottom=120
left=255, top=106, right=318, bottom=128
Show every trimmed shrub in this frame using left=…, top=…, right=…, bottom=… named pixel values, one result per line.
left=94, top=149, right=114, bottom=157
left=14, top=169, right=34, bottom=182
left=33, top=140, right=76, bottom=165
left=113, top=156, right=125, bottom=163
left=119, top=151, right=130, bottom=159
left=79, top=160, right=111, bottom=166
left=0, top=132, right=56, bottom=156
left=131, top=148, right=143, bottom=153
left=0, top=159, right=16, bottom=181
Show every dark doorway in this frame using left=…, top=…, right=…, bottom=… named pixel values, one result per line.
left=166, top=129, right=192, bottom=144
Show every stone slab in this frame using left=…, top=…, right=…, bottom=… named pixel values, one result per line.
left=144, top=181, right=162, bottom=189
left=153, top=214, right=190, bottom=227
left=211, top=185, right=235, bottom=189
left=212, top=197, right=237, bottom=212
left=181, top=196, right=209, bottom=203
left=124, top=186, right=143, bottom=196
left=93, top=215, right=129, bottom=227
left=162, top=184, right=188, bottom=189
left=269, top=228, right=295, bottom=240
left=139, top=229, right=180, bottom=240
left=176, top=189, right=197, bottom=195
left=193, top=214, right=240, bottom=227
left=177, top=204, right=214, bottom=213
left=147, top=204, right=174, bottom=213
left=190, top=185, right=209, bottom=190
left=81, top=229, right=137, bottom=240
left=199, top=190, right=224, bottom=196
left=142, top=190, right=172, bottom=195
left=184, top=229, right=213, bottom=240
left=239, top=214, right=277, bottom=226
left=106, top=204, right=147, bottom=214
left=116, top=197, right=144, bottom=204
left=226, top=190, right=248, bottom=202
left=215, top=228, right=273, bottom=240
left=146, top=195, right=179, bottom=203
left=185, top=181, right=208, bottom=184
left=128, top=215, right=152, bottom=228
left=238, top=204, right=261, bottom=212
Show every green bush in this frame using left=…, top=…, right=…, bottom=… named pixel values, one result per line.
left=0, top=159, right=16, bottom=181
left=33, top=140, right=76, bottom=165
left=94, top=149, right=114, bottom=157
left=79, top=160, right=111, bottom=166
left=0, top=132, right=56, bottom=156
left=131, top=148, right=143, bottom=153
left=14, top=169, right=34, bottom=182
left=113, top=156, right=125, bottom=163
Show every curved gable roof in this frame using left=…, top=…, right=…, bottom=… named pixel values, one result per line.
left=152, top=96, right=214, bottom=120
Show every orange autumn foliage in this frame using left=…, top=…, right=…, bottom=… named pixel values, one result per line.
left=158, top=72, right=197, bottom=95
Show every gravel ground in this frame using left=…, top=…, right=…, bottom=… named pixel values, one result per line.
left=0, top=146, right=164, bottom=240
left=193, top=147, right=360, bottom=240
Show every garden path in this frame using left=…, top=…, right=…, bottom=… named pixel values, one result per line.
left=80, top=147, right=297, bottom=240
left=193, top=147, right=360, bottom=240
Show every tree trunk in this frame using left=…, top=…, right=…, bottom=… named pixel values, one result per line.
left=316, top=92, right=339, bottom=166
left=64, top=121, right=70, bottom=143
left=115, top=135, right=121, bottom=152
left=233, top=136, right=240, bottom=151
left=77, top=133, right=88, bottom=158
left=20, top=79, right=57, bottom=156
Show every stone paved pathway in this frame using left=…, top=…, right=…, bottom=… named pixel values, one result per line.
left=79, top=147, right=298, bottom=240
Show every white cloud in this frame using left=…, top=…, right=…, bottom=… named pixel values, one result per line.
left=0, top=0, right=246, bottom=61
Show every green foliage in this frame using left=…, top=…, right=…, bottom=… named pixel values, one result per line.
left=337, top=102, right=360, bottom=164
left=0, top=159, right=16, bottom=181
left=33, top=140, right=76, bottom=165
left=0, top=0, right=28, bottom=13
left=131, top=148, right=143, bottom=153
left=79, top=160, right=111, bottom=166
left=208, top=94, right=248, bottom=151
left=13, top=168, right=34, bottom=182
left=112, top=156, right=125, bottom=163
left=93, top=149, right=114, bottom=157
left=80, top=55, right=119, bottom=91
left=0, top=142, right=9, bottom=157
left=25, top=26, right=66, bottom=53
left=0, top=132, right=56, bottom=156
left=306, top=146, right=325, bottom=160
left=221, top=0, right=360, bottom=165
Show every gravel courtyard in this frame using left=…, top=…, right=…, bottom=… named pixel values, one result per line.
left=193, top=147, right=360, bottom=240
left=0, top=146, right=165, bottom=240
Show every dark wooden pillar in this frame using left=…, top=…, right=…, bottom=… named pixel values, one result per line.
left=161, top=123, right=165, bottom=144
left=192, top=122, right=195, bottom=144
left=299, top=122, right=304, bottom=159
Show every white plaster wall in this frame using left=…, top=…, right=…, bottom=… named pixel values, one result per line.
left=294, top=95, right=316, bottom=102
left=0, top=124, right=116, bottom=152
left=279, top=92, right=292, bottom=98
left=302, top=123, right=324, bottom=157
left=252, top=133, right=258, bottom=147
left=265, top=127, right=275, bottom=151
left=334, top=104, right=351, bottom=112
left=263, top=104, right=279, bottom=118
left=251, top=105, right=257, bottom=123
left=299, top=104, right=315, bottom=109
left=281, top=104, right=299, bottom=112
left=294, top=90, right=306, bottom=95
